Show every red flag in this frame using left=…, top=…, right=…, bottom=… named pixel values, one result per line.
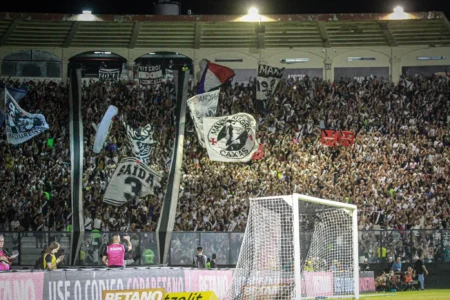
left=321, top=130, right=336, bottom=147
left=252, top=144, right=264, bottom=160
left=339, top=131, right=355, bottom=147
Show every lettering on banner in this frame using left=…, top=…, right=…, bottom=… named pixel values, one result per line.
left=164, top=291, right=218, bottom=300
left=242, top=284, right=291, bottom=300
left=102, top=289, right=164, bottom=300
left=0, top=279, right=38, bottom=300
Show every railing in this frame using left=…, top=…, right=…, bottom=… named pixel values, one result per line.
left=1, top=229, right=449, bottom=267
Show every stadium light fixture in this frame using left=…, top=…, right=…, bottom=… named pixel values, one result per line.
left=149, top=53, right=156, bottom=55
left=82, top=10, right=92, bottom=15
left=248, top=7, right=259, bottom=16
left=393, top=6, right=403, bottom=14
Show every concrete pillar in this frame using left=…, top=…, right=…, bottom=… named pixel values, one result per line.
left=62, top=60, right=69, bottom=83
left=390, top=58, right=402, bottom=84
left=127, top=61, right=136, bottom=81
left=324, top=59, right=333, bottom=82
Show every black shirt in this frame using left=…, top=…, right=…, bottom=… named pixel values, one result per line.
left=210, top=260, right=217, bottom=269
left=414, top=259, right=424, bottom=275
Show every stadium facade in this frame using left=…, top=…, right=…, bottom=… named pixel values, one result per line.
left=0, top=11, right=450, bottom=82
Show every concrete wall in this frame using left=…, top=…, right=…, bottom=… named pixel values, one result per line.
left=1, top=46, right=450, bottom=83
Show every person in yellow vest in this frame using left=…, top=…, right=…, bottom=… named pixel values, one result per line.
left=43, top=242, right=65, bottom=270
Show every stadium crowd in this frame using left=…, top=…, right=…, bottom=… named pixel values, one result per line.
left=0, top=79, right=71, bottom=234
left=1, top=71, right=450, bottom=264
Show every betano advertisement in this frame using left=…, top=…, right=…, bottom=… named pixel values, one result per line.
left=0, top=269, right=373, bottom=300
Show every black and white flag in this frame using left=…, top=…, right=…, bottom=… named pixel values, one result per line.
left=256, top=64, right=285, bottom=110
left=187, top=90, right=220, bottom=147
left=123, top=122, right=156, bottom=166
left=139, top=65, right=163, bottom=86
left=99, top=69, right=120, bottom=82
left=4, top=88, right=49, bottom=145
left=103, top=157, right=162, bottom=206
left=203, top=113, right=259, bottom=162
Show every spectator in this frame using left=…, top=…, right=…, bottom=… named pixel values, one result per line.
left=392, top=257, right=402, bottom=272
left=102, top=233, right=132, bottom=268
left=414, top=255, right=429, bottom=290
left=43, top=242, right=65, bottom=270
left=193, top=246, right=207, bottom=268
left=0, top=235, right=13, bottom=271
left=210, top=253, right=218, bottom=269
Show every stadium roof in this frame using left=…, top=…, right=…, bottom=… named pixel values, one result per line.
left=0, top=11, right=449, bottom=49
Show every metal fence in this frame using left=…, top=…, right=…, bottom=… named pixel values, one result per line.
left=1, top=230, right=449, bottom=267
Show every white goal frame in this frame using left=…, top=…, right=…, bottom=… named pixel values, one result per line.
left=292, top=193, right=359, bottom=300
left=228, top=193, right=360, bottom=300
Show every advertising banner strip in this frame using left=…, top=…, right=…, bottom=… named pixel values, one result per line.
left=103, top=288, right=165, bottom=300
left=0, top=271, right=45, bottom=300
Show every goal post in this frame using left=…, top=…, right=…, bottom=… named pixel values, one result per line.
left=226, top=194, right=359, bottom=300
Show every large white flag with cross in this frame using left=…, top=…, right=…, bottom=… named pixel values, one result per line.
left=203, top=113, right=259, bottom=162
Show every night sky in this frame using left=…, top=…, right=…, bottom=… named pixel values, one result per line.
left=1, top=0, right=449, bottom=18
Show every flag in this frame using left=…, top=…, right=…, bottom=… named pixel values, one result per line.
left=203, top=113, right=259, bottom=163
left=256, top=64, right=285, bottom=111
left=103, top=157, right=162, bottom=206
left=99, top=69, right=120, bottom=82
left=138, top=65, right=163, bottom=86
left=0, top=85, right=28, bottom=126
left=187, top=90, right=220, bottom=147
left=93, top=105, right=118, bottom=153
left=198, top=59, right=235, bottom=94
left=252, top=144, right=265, bottom=160
left=4, top=88, right=49, bottom=145
left=321, top=130, right=337, bottom=147
left=123, top=122, right=156, bottom=166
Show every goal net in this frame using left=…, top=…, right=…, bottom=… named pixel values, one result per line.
left=225, top=193, right=359, bottom=300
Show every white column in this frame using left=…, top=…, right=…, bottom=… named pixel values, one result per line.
left=62, top=60, right=69, bottom=83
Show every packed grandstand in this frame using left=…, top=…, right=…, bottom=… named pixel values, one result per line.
left=1, top=70, right=450, bottom=262
left=0, top=10, right=449, bottom=273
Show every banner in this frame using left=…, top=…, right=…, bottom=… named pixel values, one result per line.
left=0, top=271, right=44, bottom=300
left=5, top=89, right=49, bottom=145
left=124, top=122, right=156, bottom=166
left=359, top=271, right=376, bottom=293
left=167, top=291, right=218, bottom=300
left=282, top=68, right=323, bottom=80
left=41, top=268, right=233, bottom=299
left=321, top=130, right=355, bottom=147
left=203, top=113, right=259, bottom=163
left=99, top=69, right=120, bottom=82
left=187, top=90, right=220, bottom=147
left=103, top=289, right=164, bottom=300
left=93, top=105, right=118, bottom=153
left=256, top=64, right=284, bottom=110
left=139, top=65, right=163, bottom=86
left=334, top=67, right=389, bottom=83
left=303, top=272, right=334, bottom=298
left=183, top=270, right=233, bottom=299
left=103, top=157, right=162, bottom=206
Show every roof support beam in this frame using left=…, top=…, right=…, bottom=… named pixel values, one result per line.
left=318, top=21, right=331, bottom=48
left=194, top=22, right=202, bottom=49
left=378, top=21, right=398, bottom=47
left=129, top=22, right=142, bottom=49
left=1, top=19, right=20, bottom=46
left=255, top=24, right=265, bottom=49
left=64, top=21, right=80, bottom=48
